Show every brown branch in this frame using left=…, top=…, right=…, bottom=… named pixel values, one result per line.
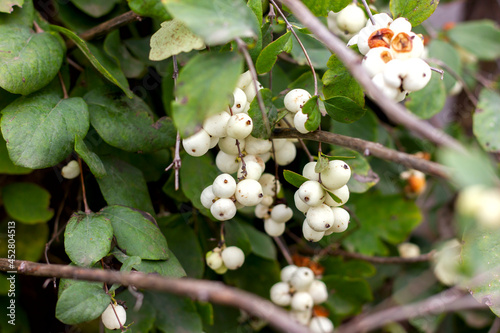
left=66, top=11, right=141, bottom=48
left=332, top=249, right=435, bottom=264
left=0, top=259, right=310, bottom=333
left=276, top=0, right=466, bottom=153
left=272, top=128, right=450, bottom=179
left=335, top=288, right=485, bottom=333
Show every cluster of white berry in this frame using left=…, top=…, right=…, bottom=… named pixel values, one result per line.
left=206, top=245, right=245, bottom=274
left=101, top=303, right=127, bottom=330
left=348, top=14, right=431, bottom=101
left=270, top=265, right=333, bottom=332
left=295, top=160, right=351, bottom=242
left=283, top=88, right=313, bottom=134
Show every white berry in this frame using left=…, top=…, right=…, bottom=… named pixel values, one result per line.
left=291, top=310, right=312, bottom=326
left=235, top=179, right=264, bottom=206
left=244, top=81, right=263, bottom=102
left=273, top=140, right=297, bottom=166
left=200, top=185, right=216, bottom=209
left=298, top=180, right=325, bottom=207
left=362, top=47, right=393, bottom=78
left=61, top=160, right=80, bottom=179
left=231, top=88, right=248, bottom=114
left=236, top=70, right=253, bottom=91
left=101, top=303, right=126, bottom=330
left=290, top=267, right=315, bottom=291
left=398, top=242, right=421, bottom=258
left=303, top=219, right=325, bottom=242
left=226, top=114, right=253, bottom=140
left=402, top=58, right=431, bottom=92
left=280, top=265, right=298, bottom=282
left=210, top=198, right=237, bottom=221
left=321, top=160, right=351, bottom=190
left=264, top=218, right=286, bottom=237
left=270, top=282, right=292, bottom=306
left=212, top=173, right=237, bottom=198
left=293, top=110, right=310, bottom=134
left=284, top=88, right=311, bottom=113
left=309, top=317, right=334, bottom=333
left=206, top=250, right=223, bottom=270
left=325, top=207, right=350, bottom=234
left=271, top=204, right=293, bottom=223
left=182, top=129, right=211, bottom=157
left=259, top=173, right=281, bottom=197
left=291, top=291, right=314, bottom=311
left=309, top=280, right=329, bottom=304
left=255, top=203, right=270, bottom=219
left=324, top=185, right=350, bottom=207
left=306, top=204, right=335, bottom=232
left=238, top=160, right=264, bottom=181
left=215, top=150, right=239, bottom=173
left=294, top=190, right=311, bottom=213
left=302, top=161, right=319, bottom=181
left=203, top=111, right=230, bottom=138
left=245, top=136, right=272, bottom=155
left=389, top=17, right=412, bottom=35
left=336, top=4, right=367, bottom=34
left=221, top=246, right=245, bottom=270
left=383, top=59, right=407, bottom=89
left=372, top=72, right=404, bottom=101
left=218, top=136, right=245, bottom=155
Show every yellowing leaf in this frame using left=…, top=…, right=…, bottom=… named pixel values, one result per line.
left=149, top=19, right=205, bottom=61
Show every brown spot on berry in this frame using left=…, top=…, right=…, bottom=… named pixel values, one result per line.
left=246, top=120, right=251, bottom=125
left=236, top=104, right=241, bottom=108
left=343, top=164, right=348, bottom=169
left=325, top=224, right=330, bottom=228
left=224, top=179, right=228, bottom=183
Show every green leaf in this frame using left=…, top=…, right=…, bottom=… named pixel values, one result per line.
left=70, top=0, right=119, bottom=18
left=290, top=30, right=331, bottom=70
left=389, top=0, right=439, bottom=27
left=55, top=281, right=110, bottom=325
left=447, top=20, right=500, bottom=61
left=1, top=90, right=89, bottom=169
left=320, top=256, right=376, bottom=278
left=225, top=220, right=252, bottom=255
left=342, top=193, right=422, bottom=255
left=323, top=275, right=373, bottom=320
left=0, top=0, right=33, bottom=25
left=180, top=152, right=219, bottom=217
left=128, top=0, right=170, bottom=21
left=103, top=30, right=146, bottom=79
left=0, top=136, right=31, bottom=174
left=120, top=290, right=203, bottom=332
left=283, top=169, right=309, bottom=188
left=158, top=215, right=205, bottom=278
left=163, top=0, right=259, bottom=45
left=50, top=25, right=133, bottom=98
left=325, top=189, right=342, bottom=204
left=0, top=0, right=22, bottom=13
left=405, top=72, right=446, bottom=119
left=96, top=156, right=155, bottom=215
left=224, top=254, right=280, bottom=298
left=323, top=54, right=364, bottom=107
left=473, top=89, right=500, bottom=153
left=247, top=0, right=263, bottom=27
left=302, top=95, right=321, bottom=131
left=149, top=19, right=205, bottom=61
left=173, top=52, right=243, bottom=137
left=0, top=220, right=48, bottom=262
left=101, top=205, right=169, bottom=260
left=300, top=0, right=350, bottom=16
left=84, top=89, right=176, bottom=152
left=329, top=147, right=378, bottom=193
left=462, top=225, right=500, bottom=316
left=64, top=212, right=113, bottom=267
left=238, top=221, right=277, bottom=260
left=0, top=25, right=63, bottom=95
left=324, top=96, right=366, bottom=124
left=113, top=248, right=186, bottom=278
left=248, top=88, right=278, bottom=139
left=256, top=31, right=292, bottom=74
left=2, top=182, right=53, bottom=224
left=428, top=39, right=461, bottom=92
left=315, top=154, right=330, bottom=173
left=74, top=138, right=106, bottom=178
left=330, top=110, right=378, bottom=143
left=437, top=147, right=499, bottom=189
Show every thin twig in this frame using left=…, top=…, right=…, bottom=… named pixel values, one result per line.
left=360, top=0, right=375, bottom=25
left=274, top=236, right=294, bottom=265
left=488, top=317, right=500, bottom=333
left=58, top=72, right=68, bottom=99
left=235, top=38, right=271, bottom=137
left=277, top=0, right=466, bottom=153
left=165, top=56, right=182, bottom=190
left=67, top=11, right=141, bottom=48
left=335, top=288, right=485, bottom=333
left=0, top=259, right=310, bottom=333
left=430, top=66, right=445, bottom=79
left=78, top=157, right=91, bottom=214
left=426, top=57, right=478, bottom=106
left=269, top=0, right=318, bottom=96
left=273, top=128, right=449, bottom=179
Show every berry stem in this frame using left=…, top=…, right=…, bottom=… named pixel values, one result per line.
left=429, top=66, right=445, bottom=79
left=273, top=236, right=294, bottom=265
left=78, top=157, right=91, bottom=214
left=235, top=37, right=271, bottom=137
left=269, top=0, right=318, bottom=96
left=165, top=56, right=182, bottom=190
left=359, top=0, right=375, bottom=26
left=57, top=72, right=69, bottom=99
left=235, top=138, right=248, bottom=180
left=270, top=140, right=280, bottom=200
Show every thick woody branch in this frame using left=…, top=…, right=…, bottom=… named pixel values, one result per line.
left=0, top=259, right=310, bottom=333
left=272, top=129, right=449, bottom=179
left=335, top=288, right=485, bottom=333
left=67, top=11, right=141, bottom=48
left=277, top=0, right=466, bottom=153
